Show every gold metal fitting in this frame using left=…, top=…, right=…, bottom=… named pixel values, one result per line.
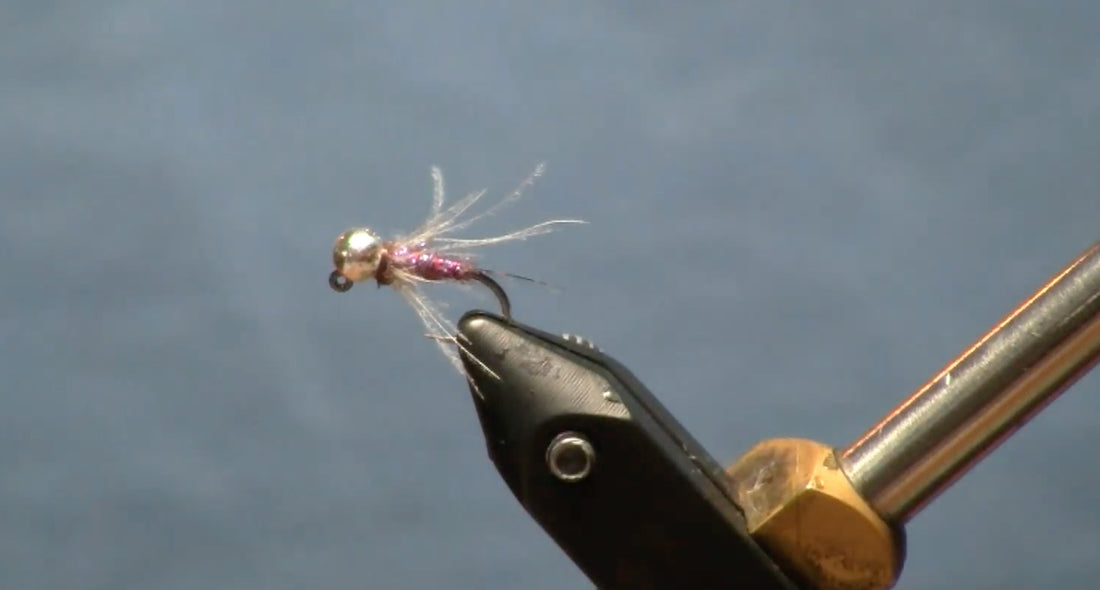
left=725, top=438, right=902, bottom=590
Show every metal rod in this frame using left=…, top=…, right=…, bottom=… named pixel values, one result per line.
left=840, top=239, right=1100, bottom=524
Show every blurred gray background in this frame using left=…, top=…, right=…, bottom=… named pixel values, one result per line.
left=3, top=2, right=1099, bottom=588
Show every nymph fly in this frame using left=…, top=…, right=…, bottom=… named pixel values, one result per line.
left=328, top=164, right=583, bottom=380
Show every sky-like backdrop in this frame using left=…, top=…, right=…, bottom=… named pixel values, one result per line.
left=3, top=2, right=1099, bottom=588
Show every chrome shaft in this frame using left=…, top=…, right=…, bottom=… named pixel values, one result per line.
left=840, top=239, right=1100, bottom=524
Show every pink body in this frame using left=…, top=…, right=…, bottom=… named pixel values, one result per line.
left=386, top=241, right=475, bottom=282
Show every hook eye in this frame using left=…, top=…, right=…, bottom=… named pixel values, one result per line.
left=329, top=270, right=353, bottom=292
